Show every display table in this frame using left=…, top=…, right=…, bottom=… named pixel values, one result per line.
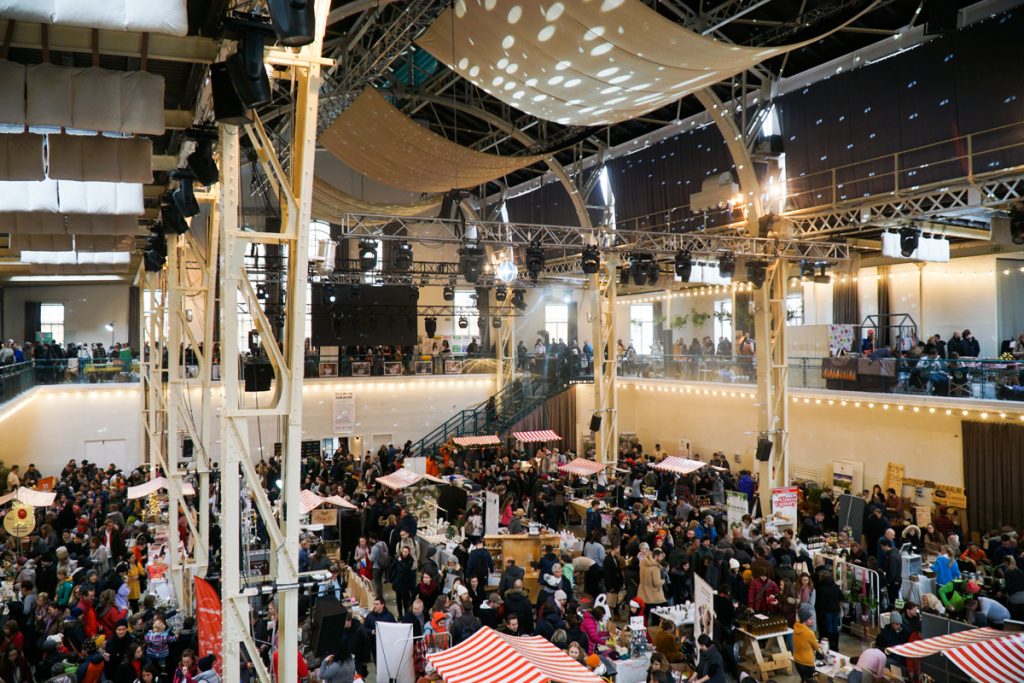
left=651, top=604, right=694, bottom=628
left=736, top=627, right=793, bottom=682
left=483, top=532, right=560, bottom=595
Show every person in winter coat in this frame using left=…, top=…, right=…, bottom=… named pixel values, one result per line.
left=116, top=643, right=147, bottom=683
left=502, top=579, right=534, bottom=634
left=814, top=573, right=843, bottom=653
left=389, top=546, right=417, bottom=618
left=1, top=645, right=34, bottom=683
left=637, top=549, right=666, bottom=611
left=172, top=650, right=199, bottom=683
left=76, top=640, right=107, bottom=683
left=748, top=574, right=780, bottom=614
left=580, top=607, right=607, bottom=654
left=194, top=656, right=221, bottom=683
left=318, top=647, right=355, bottom=683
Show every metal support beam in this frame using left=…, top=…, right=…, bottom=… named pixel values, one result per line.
left=220, top=3, right=329, bottom=682
left=753, top=261, right=789, bottom=491
left=591, top=250, right=618, bottom=464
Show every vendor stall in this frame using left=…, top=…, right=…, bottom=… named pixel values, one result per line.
left=558, top=457, right=607, bottom=477
left=887, top=627, right=1024, bottom=683
left=452, top=435, right=502, bottom=447
left=427, top=626, right=603, bottom=683
left=654, top=456, right=707, bottom=476
left=511, top=429, right=561, bottom=443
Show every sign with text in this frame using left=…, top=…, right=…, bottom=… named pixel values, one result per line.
left=727, top=490, right=748, bottom=529
left=333, top=391, right=355, bottom=435
left=194, top=577, right=223, bottom=677
left=771, top=486, right=799, bottom=527
left=311, top=508, right=337, bottom=526
left=933, top=484, right=967, bottom=509
left=694, top=574, right=715, bottom=642
left=884, top=462, right=905, bottom=494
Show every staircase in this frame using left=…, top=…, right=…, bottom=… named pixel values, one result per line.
left=413, top=372, right=590, bottom=454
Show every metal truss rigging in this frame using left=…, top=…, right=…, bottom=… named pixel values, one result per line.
left=337, top=213, right=850, bottom=263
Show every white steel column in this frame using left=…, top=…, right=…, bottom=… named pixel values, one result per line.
left=219, top=4, right=329, bottom=683
left=754, top=260, right=789, bottom=490
left=591, top=251, right=618, bottom=464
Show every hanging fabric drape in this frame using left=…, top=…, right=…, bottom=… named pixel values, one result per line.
left=311, top=177, right=442, bottom=222
left=877, top=266, right=891, bottom=348
left=963, top=421, right=1024, bottom=532
left=318, top=88, right=543, bottom=193
left=24, top=301, right=40, bottom=342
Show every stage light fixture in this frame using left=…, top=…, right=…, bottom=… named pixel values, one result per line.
left=424, top=317, right=437, bottom=338
left=580, top=245, right=601, bottom=274
left=511, top=288, right=527, bottom=311
left=799, top=259, right=816, bottom=279
left=226, top=30, right=272, bottom=108
left=171, top=172, right=200, bottom=218
left=443, top=285, right=455, bottom=301
left=321, top=283, right=335, bottom=305
left=391, top=241, right=413, bottom=272
left=358, top=239, right=378, bottom=271
left=161, top=193, right=190, bottom=235
left=525, top=240, right=545, bottom=282
left=620, top=265, right=631, bottom=286
left=459, top=242, right=485, bottom=284
left=495, top=258, right=518, bottom=283
left=1011, top=204, right=1024, bottom=245
left=186, top=137, right=219, bottom=186
left=629, top=253, right=654, bottom=286
left=746, top=260, right=767, bottom=289
left=492, top=316, right=501, bottom=329
left=267, top=0, right=316, bottom=46
left=458, top=316, right=469, bottom=329
left=495, top=285, right=508, bottom=302
left=674, top=250, right=693, bottom=282
left=256, top=284, right=268, bottom=300
left=647, top=259, right=660, bottom=286
left=717, top=253, right=736, bottom=279
left=143, top=227, right=167, bottom=273
left=814, top=263, right=832, bottom=284
left=899, top=226, right=920, bottom=257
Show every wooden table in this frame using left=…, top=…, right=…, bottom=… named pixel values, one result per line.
left=736, top=627, right=793, bottom=682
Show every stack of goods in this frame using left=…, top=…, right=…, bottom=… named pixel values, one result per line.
left=742, top=614, right=788, bottom=635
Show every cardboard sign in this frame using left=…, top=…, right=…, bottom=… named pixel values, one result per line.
left=933, top=484, right=966, bottom=509
left=310, top=508, right=337, bottom=525
left=884, top=462, right=905, bottom=494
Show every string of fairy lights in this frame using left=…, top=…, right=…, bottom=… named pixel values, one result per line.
left=621, top=380, right=1024, bottom=423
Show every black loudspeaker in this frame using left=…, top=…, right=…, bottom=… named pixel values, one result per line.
left=589, top=414, right=602, bottom=432
left=243, top=361, right=273, bottom=392
left=226, top=33, right=271, bottom=108
left=923, top=0, right=958, bottom=35
left=755, top=437, right=773, bottom=462
left=310, top=599, right=348, bottom=656
left=211, top=62, right=251, bottom=125
left=268, top=0, right=316, bottom=47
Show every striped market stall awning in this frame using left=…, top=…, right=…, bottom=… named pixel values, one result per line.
left=558, top=458, right=606, bottom=477
left=427, top=626, right=603, bottom=683
left=375, top=468, right=426, bottom=490
left=654, top=456, right=707, bottom=476
left=512, top=429, right=561, bottom=443
left=299, top=489, right=359, bottom=514
left=452, top=435, right=502, bottom=447
left=888, top=628, right=1024, bottom=683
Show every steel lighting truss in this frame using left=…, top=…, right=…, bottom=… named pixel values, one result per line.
left=337, top=213, right=849, bottom=264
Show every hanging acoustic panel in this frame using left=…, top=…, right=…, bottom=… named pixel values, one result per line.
left=418, top=0, right=874, bottom=126
left=0, top=133, right=45, bottom=181
left=0, top=213, right=138, bottom=235
left=318, top=87, right=543, bottom=192
left=48, top=134, right=153, bottom=183
left=0, top=1, right=188, bottom=36
left=0, top=60, right=25, bottom=127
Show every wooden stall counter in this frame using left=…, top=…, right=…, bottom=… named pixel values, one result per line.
left=484, top=533, right=561, bottom=595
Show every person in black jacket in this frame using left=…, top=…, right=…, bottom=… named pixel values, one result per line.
left=389, top=546, right=417, bottom=618
left=603, top=546, right=624, bottom=614
left=961, top=329, right=980, bottom=357
left=502, top=580, right=534, bottom=634
left=691, top=635, right=726, bottom=683
left=880, top=538, right=903, bottom=608
left=814, top=573, right=843, bottom=653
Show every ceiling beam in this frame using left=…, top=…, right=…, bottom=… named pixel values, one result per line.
left=164, top=110, right=196, bottom=130
left=0, top=21, right=219, bottom=64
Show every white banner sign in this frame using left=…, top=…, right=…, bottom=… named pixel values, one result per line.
left=771, top=486, right=800, bottom=527
left=333, top=391, right=355, bottom=435
left=375, top=622, right=415, bottom=683
left=727, top=490, right=748, bottom=529
left=694, top=574, right=715, bottom=642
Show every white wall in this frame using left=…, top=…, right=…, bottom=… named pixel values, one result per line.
left=2, top=284, right=130, bottom=346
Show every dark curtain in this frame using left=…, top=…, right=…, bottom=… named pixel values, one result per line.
left=832, top=275, right=859, bottom=325
left=963, top=420, right=1024, bottom=533
left=505, top=181, right=600, bottom=227
left=877, top=267, right=891, bottom=348
left=508, top=385, right=577, bottom=452
left=734, top=291, right=753, bottom=338
left=777, top=9, right=1024, bottom=207
left=606, top=124, right=735, bottom=229
left=128, top=286, right=140, bottom=353
left=24, top=301, right=40, bottom=342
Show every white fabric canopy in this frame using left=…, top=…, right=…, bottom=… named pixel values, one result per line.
left=126, top=477, right=196, bottom=500
left=655, top=456, right=707, bottom=476
left=0, top=1, right=188, bottom=36
left=419, top=0, right=875, bottom=126
left=558, top=458, right=606, bottom=477
left=375, top=468, right=426, bottom=490
left=0, top=487, right=58, bottom=507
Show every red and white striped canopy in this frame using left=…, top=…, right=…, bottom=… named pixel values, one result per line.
left=427, top=626, right=603, bottom=683
left=453, top=435, right=502, bottom=447
left=299, top=489, right=358, bottom=514
left=558, top=458, right=606, bottom=477
left=512, top=429, right=561, bottom=443
left=375, top=468, right=426, bottom=490
left=887, top=628, right=1006, bottom=658
left=655, top=456, right=707, bottom=476
left=944, top=632, right=1024, bottom=683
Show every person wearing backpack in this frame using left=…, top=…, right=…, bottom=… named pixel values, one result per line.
left=449, top=602, right=482, bottom=645
left=369, top=532, right=390, bottom=599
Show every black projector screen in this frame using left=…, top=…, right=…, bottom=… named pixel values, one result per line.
left=311, top=284, right=418, bottom=347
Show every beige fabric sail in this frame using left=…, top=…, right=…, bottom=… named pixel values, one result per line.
left=318, top=87, right=543, bottom=192
left=419, top=0, right=876, bottom=127
left=311, top=177, right=442, bottom=221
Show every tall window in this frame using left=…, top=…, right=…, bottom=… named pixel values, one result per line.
left=713, top=299, right=733, bottom=346
left=785, top=294, right=804, bottom=326
left=629, top=303, right=654, bottom=355
left=40, top=303, right=65, bottom=343
left=544, top=304, right=569, bottom=343
left=452, top=290, right=478, bottom=340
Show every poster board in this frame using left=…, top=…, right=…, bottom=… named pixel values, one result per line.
left=333, top=391, right=355, bottom=435
left=694, top=574, right=715, bottom=642
left=414, top=360, right=433, bottom=374
left=771, top=486, right=799, bottom=527
left=727, top=490, right=748, bottom=529
left=677, top=437, right=692, bottom=457
left=485, top=490, right=500, bottom=537
left=831, top=460, right=862, bottom=494
left=443, top=359, right=464, bottom=374
left=310, top=508, right=337, bottom=526
left=375, top=622, right=415, bottom=683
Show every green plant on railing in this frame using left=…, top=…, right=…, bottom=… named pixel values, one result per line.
left=672, top=314, right=689, bottom=329
left=690, top=309, right=711, bottom=326
left=713, top=309, right=732, bottom=323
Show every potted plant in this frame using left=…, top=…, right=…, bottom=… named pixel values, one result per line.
left=672, top=314, right=689, bottom=329
left=690, top=308, right=711, bottom=326
left=714, top=309, right=732, bottom=323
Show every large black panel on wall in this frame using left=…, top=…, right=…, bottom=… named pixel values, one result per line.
left=311, top=283, right=418, bottom=347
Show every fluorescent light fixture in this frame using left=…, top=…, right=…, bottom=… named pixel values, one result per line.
left=6, top=275, right=125, bottom=283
